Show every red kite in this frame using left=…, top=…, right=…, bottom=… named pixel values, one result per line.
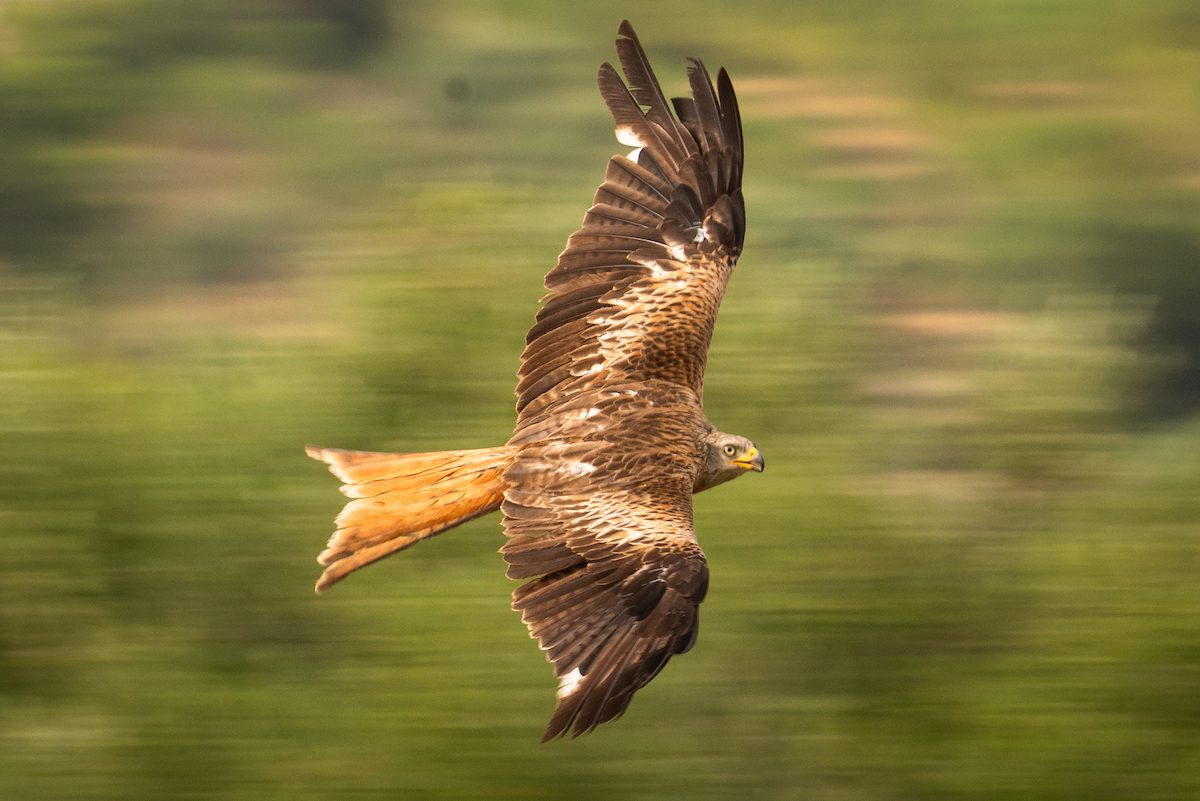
left=308, top=20, right=761, bottom=740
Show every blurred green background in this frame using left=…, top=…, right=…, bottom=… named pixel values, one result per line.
left=2, top=1, right=1199, bottom=798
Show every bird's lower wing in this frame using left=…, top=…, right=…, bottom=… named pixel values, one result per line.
left=501, top=386, right=709, bottom=740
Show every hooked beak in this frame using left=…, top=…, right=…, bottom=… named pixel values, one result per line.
left=733, top=447, right=765, bottom=473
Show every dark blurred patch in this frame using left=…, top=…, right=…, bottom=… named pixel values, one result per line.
left=98, top=0, right=395, bottom=69
left=443, top=76, right=471, bottom=103
left=1092, top=222, right=1200, bottom=419
left=1153, top=0, right=1200, bottom=47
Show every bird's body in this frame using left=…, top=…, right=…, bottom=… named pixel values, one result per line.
left=308, top=21, right=762, bottom=740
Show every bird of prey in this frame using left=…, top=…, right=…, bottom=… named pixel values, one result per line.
left=307, top=20, right=762, bottom=741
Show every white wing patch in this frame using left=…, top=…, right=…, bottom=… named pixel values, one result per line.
left=564, top=460, right=597, bottom=477
left=615, top=126, right=644, bottom=148
left=557, top=667, right=584, bottom=699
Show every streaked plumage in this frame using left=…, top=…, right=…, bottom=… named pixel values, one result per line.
left=307, top=21, right=762, bottom=741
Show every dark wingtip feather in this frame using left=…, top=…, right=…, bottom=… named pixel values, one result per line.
left=716, top=67, right=743, bottom=167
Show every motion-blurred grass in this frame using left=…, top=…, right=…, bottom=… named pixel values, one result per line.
left=2, top=1, right=1198, bottom=799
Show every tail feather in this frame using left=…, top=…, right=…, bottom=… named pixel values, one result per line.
left=306, top=445, right=515, bottom=593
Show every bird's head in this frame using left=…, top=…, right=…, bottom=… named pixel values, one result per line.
left=695, top=431, right=764, bottom=492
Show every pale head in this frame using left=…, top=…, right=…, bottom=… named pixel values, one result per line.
left=695, top=431, right=764, bottom=492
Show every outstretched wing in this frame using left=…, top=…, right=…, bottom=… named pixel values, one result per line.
left=502, top=384, right=710, bottom=740
left=515, top=20, right=744, bottom=421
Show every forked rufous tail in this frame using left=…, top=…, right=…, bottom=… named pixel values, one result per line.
left=305, top=445, right=516, bottom=592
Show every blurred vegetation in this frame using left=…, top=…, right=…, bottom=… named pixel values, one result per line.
left=2, top=1, right=1198, bottom=799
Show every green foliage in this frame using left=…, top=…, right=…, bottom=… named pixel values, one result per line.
left=0, top=0, right=395, bottom=281
left=2, top=1, right=1198, bottom=799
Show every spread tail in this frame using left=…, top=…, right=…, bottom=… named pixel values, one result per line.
left=306, top=445, right=515, bottom=593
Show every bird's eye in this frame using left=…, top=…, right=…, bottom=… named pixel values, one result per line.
left=723, top=444, right=737, bottom=456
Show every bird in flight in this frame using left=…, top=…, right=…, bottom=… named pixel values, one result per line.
left=307, top=20, right=761, bottom=741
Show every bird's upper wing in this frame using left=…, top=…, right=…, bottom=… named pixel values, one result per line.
left=502, top=384, right=710, bottom=740
left=515, top=20, right=744, bottom=422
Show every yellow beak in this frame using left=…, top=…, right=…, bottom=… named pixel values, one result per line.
left=733, top=447, right=765, bottom=472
